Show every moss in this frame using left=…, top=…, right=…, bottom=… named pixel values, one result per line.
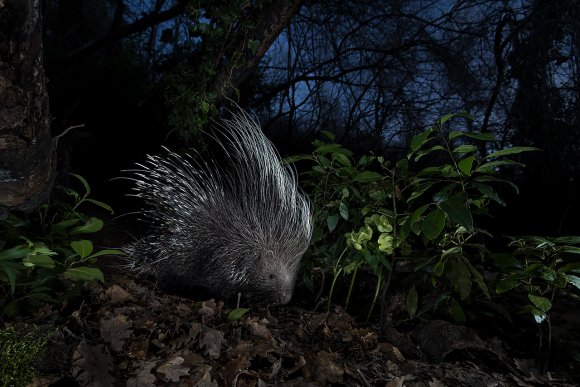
left=0, top=325, right=51, bottom=387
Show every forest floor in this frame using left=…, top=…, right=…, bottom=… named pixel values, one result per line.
left=25, top=255, right=580, bottom=387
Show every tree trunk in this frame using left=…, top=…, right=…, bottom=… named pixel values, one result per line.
left=0, top=0, right=55, bottom=217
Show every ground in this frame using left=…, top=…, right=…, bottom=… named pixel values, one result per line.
left=25, top=260, right=579, bottom=387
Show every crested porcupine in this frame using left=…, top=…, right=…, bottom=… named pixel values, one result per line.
left=124, top=112, right=312, bottom=305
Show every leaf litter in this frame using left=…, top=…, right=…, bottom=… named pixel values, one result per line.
left=28, top=273, right=578, bottom=386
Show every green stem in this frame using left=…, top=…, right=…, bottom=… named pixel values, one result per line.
left=327, top=267, right=343, bottom=311
left=366, top=268, right=383, bottom=322
left=441, top=126, right=467, bottom=192
left=344, top=266, right=358, bottom=312
left=327, top=248, right=348, bottom=311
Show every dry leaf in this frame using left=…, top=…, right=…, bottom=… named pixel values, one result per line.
left=200, top=326, right=223, bottom=359
left=126, top=361, right=156, bottom=387
left=72, top=341, right=116, bottom=387
left=100, top=314, right=132, bottom=352
left=106, top=284, right=134, bottom=304
left=156, top=356, right=190, bottom=382
left=248, top=318, right=272, bottom=339
left=315, top=350, right=344, bottom=384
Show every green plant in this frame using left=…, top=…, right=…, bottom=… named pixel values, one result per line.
left=492, top=236, right=580, bottom=371
left=291, top=113, right=539, bottom=321
left=0, top=174, right=123, bottom=318
left=166, top=1, right=271, bottom=140
left=390, top=113, right=538, bottom=321
left=0, top=324, right=51, bottom=387
left=495, top=236, right=580, bottom=322
left=287, top=132, right=396, bottom=318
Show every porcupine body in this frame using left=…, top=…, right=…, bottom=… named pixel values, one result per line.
left=125, top=112, right=312, bottom=304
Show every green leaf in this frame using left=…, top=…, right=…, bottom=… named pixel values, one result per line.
left=320, top=130, right=336, bottom=142
left=315, top=143, right=346, bottom=154
left=61, top=186, right=80, bottom=201
left=441, top=246, right=462, bottom=259
left=86, top=199, right=114, bottom=214
left=22, top=254, right=56, bottom=269
left=464, top=259, right=490, bottom=299
left=422, top=208, right=446, bottom=240
left=453, top=145, right=478, bottom=155
left=448, top=131, right=464, bottom=141
left=327, top=214, right=339, bottom=233
left=63, top=267, right=104, bottom=283
left=472, top=175, right=519, bottom=194
left=566, top=275, right=580, bottom=290
left=471, top=182, right=505, bottom=205
left=317, top=154, right=331, bottom=167
left=71, top=240, right=94, bottom=258
left=450, top=260, right=472, bottom=300
left=409, top=129, right=433, bottom=153
left=496, top=275, right=520, bottom=294
left=554, top=236, right=580, bottom=244
left=559, top=262, right=580, bottom=273
left=228, top=307, right=250, bottom=322
left=70, top=173, right=91, bottom=195
left=437, top=111, right=473, bottom=126
left=339, top=202, right=349, bottom=220
left=28, top=292, right=55, bottom=303
left=486, top=146, right=541, bottom=159
left=413, top=145, right=445, bottom=162
left=284, top=154, right=313, bottom=163
left=353, top=171, right=383, bottom=183
left=407, top=286, right=418, bottom=318
left=463, top=131, right=496, bottom=141
left=416, top=166, right=442, bottom=176
left=448, top=297, right=466, bottom=322
left=439, top=195, right=474, bottom=232
left=50, top=218, right=81, bottom=234
left=433, top=261, right=445, bottom=277
left=0, top=261, right=21, bottom=293
left=334, top=153, right=352, bottom=167
left=458, top=155, right=476, bottom=176
left=87, top=249, right=126, bottom=259
left=560, top=246, right=580, bottom=255
left=0, top=245, right=30, bottom=261
left=491, top=253, right=522, bottom=271
left=247, top=38, right=260, bottom=54
left=528, top=293, right=552, bottom=313
left=70, top=217, right=103, bottom=234
left=400, top=205, right=429, bottom=241
left=475, top=159, right=522, bottom=173
left=407, top=182, right=436, bottom=203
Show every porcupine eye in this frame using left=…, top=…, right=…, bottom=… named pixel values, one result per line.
left=269, top=274, right=276, bottom=280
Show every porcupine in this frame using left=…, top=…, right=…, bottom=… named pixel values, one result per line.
left=124, top=112, right=312, bottom=305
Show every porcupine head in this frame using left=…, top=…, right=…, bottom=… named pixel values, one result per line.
left=125, top=112, right=312, bottom=305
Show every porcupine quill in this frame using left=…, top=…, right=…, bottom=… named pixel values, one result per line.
left=123, top=111, right=312, bottom=304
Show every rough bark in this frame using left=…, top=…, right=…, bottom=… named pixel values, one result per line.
left=0, top=0, right=54, bottom=216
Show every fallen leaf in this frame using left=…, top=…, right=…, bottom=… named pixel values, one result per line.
left=200, top=326, right=223, bottom=359
left=106, top=284, right=134, bottom=304
left=100, top=314, right=132, bottom=352
left=248, top=318, right=272, bottom=339
left=156, top=355, right=190, bottom=382
left=72, top=341, right=116, bottom=386
left=315, top=350, right=344, bottom=384
left=126, top=361, right=156, bottom=387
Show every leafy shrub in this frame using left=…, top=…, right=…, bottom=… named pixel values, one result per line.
left=287, top=131, right=396, bottom=318
left=0, top=174, right=123, bottom=318
left=291, top=113, right=543, bottom=321
left=494, top=236, right=580, bottom=323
